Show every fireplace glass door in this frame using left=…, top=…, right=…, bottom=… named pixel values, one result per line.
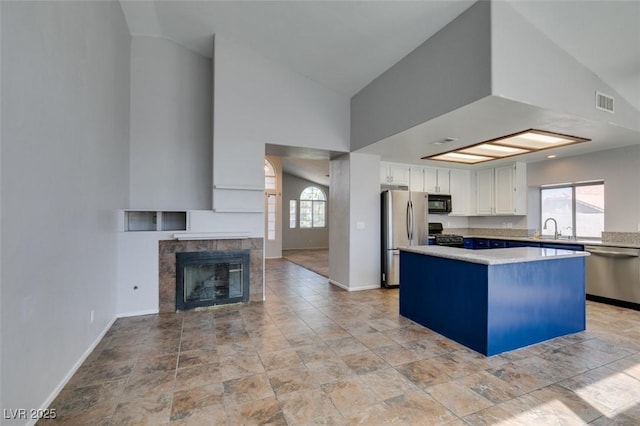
left=176, top=250, right=250, bottom=310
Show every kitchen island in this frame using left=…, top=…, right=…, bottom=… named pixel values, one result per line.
left=399, top=246, right=589, bottom=356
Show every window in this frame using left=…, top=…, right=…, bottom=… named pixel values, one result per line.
left=289, top=200, right=297, bottom=228
left=264, top=159, right=276, bottom=190
left=266, top=194, right=276, bottom=240
left=299, top=186, right=326, bottom=228
left=541, top=182, right=604, bottom=239
left=264, top=159, right=277, bottom=240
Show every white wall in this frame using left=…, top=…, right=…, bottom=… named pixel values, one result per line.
left=527, top=145, right=640, bottom=233
left=212, top=34, right=349, bottom=229
left=282, top=173, right=329, bottom=250
left=491, top=1, right=639, bottom=133
left=351, top=1, right=491, bottom=150
left=329, top=156, right=351, bottom=287
left=1, top=1, right=130, bottom=419
left=329, top=154, right=380, bottom=291
left=348, top=154, right=382, bottom=290
left=129, top=37, right=212, bottom=210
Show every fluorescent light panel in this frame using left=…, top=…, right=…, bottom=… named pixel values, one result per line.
left=423, top=129, right=589, bottom=164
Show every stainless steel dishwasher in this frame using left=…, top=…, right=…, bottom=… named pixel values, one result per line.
left=584, top=245, right=640, bottom=304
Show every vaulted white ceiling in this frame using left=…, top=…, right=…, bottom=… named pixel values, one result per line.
left=121, top=0, right=639, bottom=109
left=120, top=1, right=640, bottom=181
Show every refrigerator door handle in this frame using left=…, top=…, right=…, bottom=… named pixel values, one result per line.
left=406, top=201, right=411, bottom=242
left=409, top=201, right=414, bottom=243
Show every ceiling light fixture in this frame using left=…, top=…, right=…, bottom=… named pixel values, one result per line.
left=423, top=129, right=589, bottom=164
left=547, top=154, right=557, bottom=159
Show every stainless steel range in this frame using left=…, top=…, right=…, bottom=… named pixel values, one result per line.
left=429, top=223, right=464, bottom=248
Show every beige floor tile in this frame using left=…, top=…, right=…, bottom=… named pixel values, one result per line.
left=559, top=366, right=640, bottom=415
left=279, top=387, right=342, bottom=424
left=341, top=351, right=389, bottom=374
left=325, top=336, right=370, bottom=356
left=112, top=392, right=172, bottom=425
left=227, top=396, right=286, bottom=425
left=395, top=358, right=451, bottom=389
left=170, top=383, right=224, bottom=421
left=383, top=390, right=458, bottom=425
left=455, top=371, right=524, bottom=403
left=321, top=376, right=381, bottom=415
left=358, top=367, right=420, bottom=401
left=373, top=343, right=423, bottom=366
left=267, top=366, right=317, bottom=396
left=175, top=363, right=223, bottom=391
left=222, top=373, right=274, bottom=406
left=427, top=381, right=494, bottom=417
left=41, top=259, right=640, bottom=425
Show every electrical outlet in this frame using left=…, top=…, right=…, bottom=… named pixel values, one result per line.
left=90, top=310, right=95, bottom=324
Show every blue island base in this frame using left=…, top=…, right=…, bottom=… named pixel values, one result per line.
left=399, top=252, right=586, bottom=356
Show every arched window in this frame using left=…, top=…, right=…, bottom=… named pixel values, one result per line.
left=299, top=186, right=326, bottom=228
left=264, top=159, right=276, bottom=190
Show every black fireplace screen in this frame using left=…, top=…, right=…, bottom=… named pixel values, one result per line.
left=176, top=250, right=250, bottom=310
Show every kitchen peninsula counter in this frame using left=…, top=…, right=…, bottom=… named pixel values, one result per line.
left=402, top=245, right=589, bottom=265
left=399, top=246, right=589, bottom=356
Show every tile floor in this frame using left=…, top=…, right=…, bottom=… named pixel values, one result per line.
left=282, top=249, right=329, bottom=278
left=41, top=259, right=640, bottom=425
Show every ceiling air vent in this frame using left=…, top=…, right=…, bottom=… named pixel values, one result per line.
left=595, top=91, right=614, bottom=113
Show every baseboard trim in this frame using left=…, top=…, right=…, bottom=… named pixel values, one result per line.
left=328, top=280, right=380, bottom=292
left=348, top=284, right=382, bottom=291
left=32, top=316, right=117, bottom=426
left=282, top=247, right=329, bottom=251
left=117, top=308, right=159, bottom=318
left=329, top=279, right=348, bottom=290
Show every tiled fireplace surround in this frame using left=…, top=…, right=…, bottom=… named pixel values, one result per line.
left=159, top=238, right=264, bottom=313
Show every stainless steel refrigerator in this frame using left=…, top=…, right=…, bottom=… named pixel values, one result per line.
left=381, top=190, right=428, bottom=288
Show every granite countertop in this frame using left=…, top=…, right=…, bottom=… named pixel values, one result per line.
left=430, top=235, right=640, bottom=249
left=400, top=245, right=590, bottom=265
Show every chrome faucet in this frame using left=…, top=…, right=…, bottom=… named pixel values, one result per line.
left=543, top=218, right=560, bottom=239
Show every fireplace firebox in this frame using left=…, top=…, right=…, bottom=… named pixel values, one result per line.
left=175, top=250, right=250, bottom=310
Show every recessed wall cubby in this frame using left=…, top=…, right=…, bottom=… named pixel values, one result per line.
left=124, top=210, right=188, bottom=232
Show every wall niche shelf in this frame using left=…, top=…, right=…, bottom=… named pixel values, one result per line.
left=213, top=185, right=264, bottom=191
left=124, top=210, right=188, bottom=232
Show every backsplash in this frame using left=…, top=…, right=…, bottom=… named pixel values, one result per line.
left=444, top=228, right=533, bottom=238
left=602, top=232, right=640, bottom=246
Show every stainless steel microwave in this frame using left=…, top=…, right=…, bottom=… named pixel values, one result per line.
left=428, top=194, right=452, bottom=214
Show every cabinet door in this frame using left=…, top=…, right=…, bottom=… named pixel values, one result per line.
left=494, top=165, right=515, bottom=215
left=380, top=163, right=390, bottom=184
left=449, top=169, right=469, bottom=215
left=388, top=163, right=410, bottom=186
left=437, top=169, right=450, bottom=194
left=409, top=167, right=424, bottom=192
left=476, top=169, right=494, bottom=215
left=423, top=167, right=438, bottom=193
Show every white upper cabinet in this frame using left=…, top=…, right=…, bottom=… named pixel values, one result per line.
left=474, top=162, right=526, bottom=216
left=423, top=167, right=450, bottom=194
left=475, top=168, right=494, bottom=215
left=380, top=162, right=410, bottom=186
left=449, top=169, right=470, bottom=215
left=409, top=167, right=424, bottom=192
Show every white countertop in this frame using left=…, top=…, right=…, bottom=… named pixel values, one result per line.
left=400, top=245, right=590, bottom=265
left=428, top=235, right=640, bottom=249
